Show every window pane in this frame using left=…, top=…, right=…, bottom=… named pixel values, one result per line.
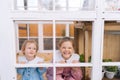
left=74, top=21, right=92, bottom=63
left=44, top=38, right=53, bottom=50
left=43, top=24, right=53, bottom=37
left=19, top=38, right=27, bottom=50
left=102, top=66, right=119, bottom=79
left=55, top=0, right=66, bottom=11
left=56, top=67, right=92, bottom=80
left=105, top=0, right=120, bottom=11
left=103, top=21, right=120, bottom=62
left=17, top=67, right=49, bottom=80
left=82, top=0, right=95, bottom=10
left=18, top=24, right=27, bottom=37
left=56, top=38, right=61, bottom=50
left=39, top=0, right=53, bottom=10
left=69, top=0, right=84, bottom=11
left=56, top=24, right=66, bottom=37
left=29, top=38, right=38, bottom=44
left=29, top=24, right=38, bottom=37
left=27, top=0, right=38, bottom=10
left=17, top=0, right=24, bottom=10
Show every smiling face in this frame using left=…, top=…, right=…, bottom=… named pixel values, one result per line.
left=24, top=43, right=37, bottom=59
left=59, top=41, right=74, bottom=60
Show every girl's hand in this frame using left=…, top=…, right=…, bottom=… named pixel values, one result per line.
left=19, top=61, right=26, bottom=64
left=72, top=60, right=79, bottom=63
left=39, top=67, right=43, bottom=70
left=59, top=60, right=66, bottom=63
left=37, top=62, right=43, bottom=64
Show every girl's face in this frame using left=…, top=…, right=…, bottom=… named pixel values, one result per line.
left=24, top=43, right=37, bottom=58
left=59, top=41, right=74, bottom=60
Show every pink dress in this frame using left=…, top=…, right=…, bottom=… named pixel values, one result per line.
left=56, top=67, right=83, bottom=80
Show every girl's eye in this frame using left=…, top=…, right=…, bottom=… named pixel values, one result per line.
left=68, top=47, right=72, bottom=49
left=62, top=47, right=66, bottom=49
left=33, top=48, right=36, bottom=50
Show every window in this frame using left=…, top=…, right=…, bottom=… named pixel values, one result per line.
left=15, top=0, right=95, bottom=11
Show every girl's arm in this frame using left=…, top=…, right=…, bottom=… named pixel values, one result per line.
left=37, top=67, right=46, bottom=75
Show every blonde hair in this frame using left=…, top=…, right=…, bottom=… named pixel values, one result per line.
left=58, top=37, right=75, bottom=49
left=21, top=40, right=38, bottom=54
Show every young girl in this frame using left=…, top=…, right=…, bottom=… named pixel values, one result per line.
left=56, top=67, right=83, bottom=80
left=17, top=40, right=46, bottom=80
left=18, top=40, right=44, bottom=64
left=55, top=37, right=80, bottom=63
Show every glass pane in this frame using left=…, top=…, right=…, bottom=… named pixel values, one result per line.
left=27, top=0, right=38, bottom=10
left=29, top=38, right=38, bottom=44
left=74, top=21, right=92, bottom=63
left=69, top=24, right=74, bottom=37
left=43, top=24, right=53, bottom=37
left=44, top=38, right=53, bottom=50
left=56, top=24, right=66, bottom=37
left=19, top=38, right=27, bottom=50
left=17, top=67, right=49, bottom=80
left=103, top=21, right=120, bottom=62
left=29, top=24, right=38, bottom=37
left=69, top=0, right=84, bottom=11
left=82, top=0, right=95, bottom=10
left=18, top=24, right=27, bottom=37
left=102, top=66, right=119, bottom=80
left=56, top=67, right=92, bottom=80
left=39, top=0, right=53, bottom=10
left=55, top=0, right=66, bottom=11
left=105, top=0, right=120, bottom=11
left=56, top=38, right=61, bottom=50
left=17, top=0, right=24, bottom=10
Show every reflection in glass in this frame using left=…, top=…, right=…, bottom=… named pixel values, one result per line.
left=105, top=0, right=120, bottom=11
left=19, top=38, right=27, bottom=50
left=18, top=24, right=27, bottom=37
left=56, top=67, right=92, bottom=80
left=55, top=0, right=67, bottom=11
left=44, top=38, right=53, bottom=50
left=82, top=0, right=95, bottom=10
left=43, top=24, right=53, bottom=36
left=17, top=67, right=47, bottom=80
left=74, top=21, right=92, bottom=63
left=29, top=24, right=38, bottom=37
left=55, top=0, right=95, bottom=11
left=16, top=0, right=95, bottom=11
left=39, top=0, right=53, bottom=10
left=17, top=0, right=38, bottom=10
left=69, top=0, right=84, bottom=11
left=56, top=24, right=66, bottom=36
left=69, top=24, right=74, bottom=37
left=103, top=21, right=120, bottom=62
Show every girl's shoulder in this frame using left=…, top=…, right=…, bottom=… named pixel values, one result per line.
left=72, top=53, right=80, bottom=58
left=32, top=56, right=44, bottom=63
left=18, top=56, right=27, bottom=63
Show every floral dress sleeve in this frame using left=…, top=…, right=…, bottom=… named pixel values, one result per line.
left=71, top=67, right=83, bottom=80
